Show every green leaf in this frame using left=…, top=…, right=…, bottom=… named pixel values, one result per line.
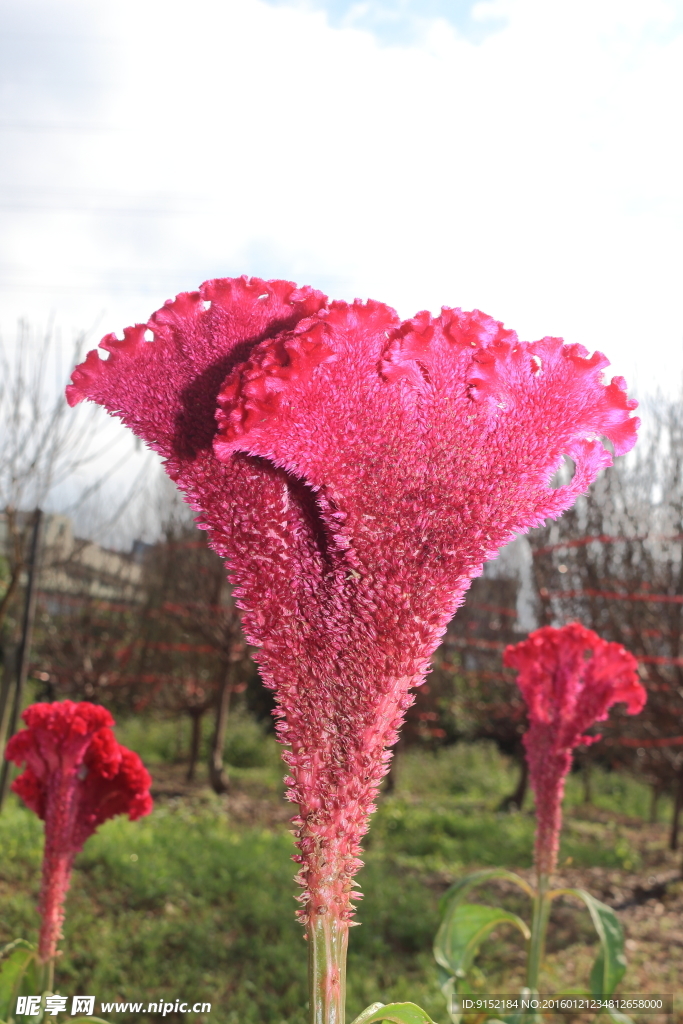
left=439, top=869, right=534, bottom=915
left=348, top=1002, right=435, bottom=1024
left=0, top=940, right=39, bottom=1024
left=435, top=878, right=531, bottom=1022
left=604, top=1012, right=635, bottom=1024
left=435, top=903, right=530, bottom=977
left=436, top=869, right=532, bottom=983
left=560, top=889, right=627, bottom=999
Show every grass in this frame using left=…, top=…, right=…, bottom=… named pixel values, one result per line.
left=0, top=735, right=675, bottom=1023
left=0, top=800, right=444, bottom=1024
left=114, top=711, right=282, bottom=773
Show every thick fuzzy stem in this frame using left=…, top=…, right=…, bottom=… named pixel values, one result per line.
left=38, top=770, right=77, bottom=967
left=38, top=847, right=73, bottom=965
left=308, top=915, right=348, bottom=1024
left=533, top=780, right=563, bottom=878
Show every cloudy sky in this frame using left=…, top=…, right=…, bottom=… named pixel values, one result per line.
left=1, top=0, right=682, bottom=401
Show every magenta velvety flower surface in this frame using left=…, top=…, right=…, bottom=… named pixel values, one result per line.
left=504, top=624, right=645, bottom=876
left=67, top=276, right=638, bottom=926
left=6, top=701, right=152, bottom=961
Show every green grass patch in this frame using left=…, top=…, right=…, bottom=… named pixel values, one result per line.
left=115, top=709, right=282, bottom=773
left=0, top=800, right=445, bottom=1024
left=563, top=766, right=672, bottom=823
left=0, top=741, right=658, bottom=1022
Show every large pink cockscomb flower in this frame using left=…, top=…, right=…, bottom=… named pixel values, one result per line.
left=504, top=624, right=645, bottom=877
left=6, top=701, right=152, bottom=963
left=66, top=277, right=637, bottom=958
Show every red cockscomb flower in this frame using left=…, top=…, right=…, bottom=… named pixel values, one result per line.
left=504, top=624, right=645, bottom=876
left=6, top=701, right=152, bottom=962
left=66, top=278, right=638, bottom=936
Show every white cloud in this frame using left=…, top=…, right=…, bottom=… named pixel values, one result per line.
left=1, top=0, right=682, bottom=399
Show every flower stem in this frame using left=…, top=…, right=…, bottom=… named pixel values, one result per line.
left=38, top=849, right=72, bottom=966
left=308, top=915, right=348, bottom=1024
left=526, top=873, right=551, bottom=993
left=38, top=956, right=55, bottom=996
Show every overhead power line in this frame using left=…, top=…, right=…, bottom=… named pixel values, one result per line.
left=0, top=122, right=118, bottom=133
left=0, top=203, right=202, bottom=214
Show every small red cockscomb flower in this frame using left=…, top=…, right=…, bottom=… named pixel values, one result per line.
left=67, top=277, right=638, bottom=933
left=6, top=701, right=152, bottom=962
left=504, top=624, right=645, bottom=876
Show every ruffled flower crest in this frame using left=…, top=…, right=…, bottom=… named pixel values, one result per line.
left=67, top=277, right=638, bottom=924
left=504, top=624, right=645, bottom=875
left=6, top=701, right=152, bottom=961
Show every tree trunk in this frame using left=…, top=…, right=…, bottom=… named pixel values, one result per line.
left=186, top=709, right=204, bottom=783
left=383, top=749, right=398, bottom=794
left=582, top=762, right=593, bottom=806
left=670, top=766, right=683, bottom=851
left=498, top=752, right=528, bottom=812
left=208, top=662, right=233, bottom=794
left=0, top=644, right=17, bottom=767
left=650, top=783, right=662, bottom=824
left=0, top=508, right=24, bottom=635
left=0, top=510, right=43, bottom=809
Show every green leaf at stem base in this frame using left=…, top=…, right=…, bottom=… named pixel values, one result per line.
left=435, top=870, right=533, bottom=1024
left=348, top=1002, right=436, bottom=1024
left=435, top=869, right=532, bottom=979
left=435, top=903, right=531, bottom=979
left=0, top=940, right=111, bottom=1024
left=0, top=940, right=40, bottom=1024
left=439, top=870, right=534, bottom=917
left=547, top=888, right=632, bottom=1024
left=550, top=888, right=627, bottom=997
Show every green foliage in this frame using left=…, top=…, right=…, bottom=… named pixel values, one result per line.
left=0, top=798, right=446, bottom=1024
left=0, top=939, right=39, bottom=1024
left=395, top=745, right=665, bottom=828
left=222, top=713, right=280, bottom=769
left=563, top=770, right=670, bottom=823
left=437, top=871, right=534, bottom=914
left=0, top=807, right=43, bottom=877
left=114, top=709, right=281, bottom=772
left=434, top=875, right=631, bottom=1022
left=113, top=719, right=185, bottom=767
left=0, top=742, right=653, bottom=1024
left=0, top=939, right=111, bottom=1024
left=369, top=800, right=534, bottom=871
left=369, top=800, right=639, bottom=874
left=436, top=904, right=529, bottom=977
left=433, top=870, right=532, bottom=1020
left=0, top=801, right=307, bottom=1024
left=394, top=745, right=516, bottom=804
left=350, top=1002, right=436, bottom=1024
left=557, top=889, right=626, bottom=998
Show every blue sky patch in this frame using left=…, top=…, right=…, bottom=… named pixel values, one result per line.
left=260, top=0, right=507, bottom=46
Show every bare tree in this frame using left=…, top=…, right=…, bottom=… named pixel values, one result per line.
left=143, top=514, right=251, bottom=793
left=0, top=322, right=151, bottom=789
left=0, top=321, right=147, bottom=627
